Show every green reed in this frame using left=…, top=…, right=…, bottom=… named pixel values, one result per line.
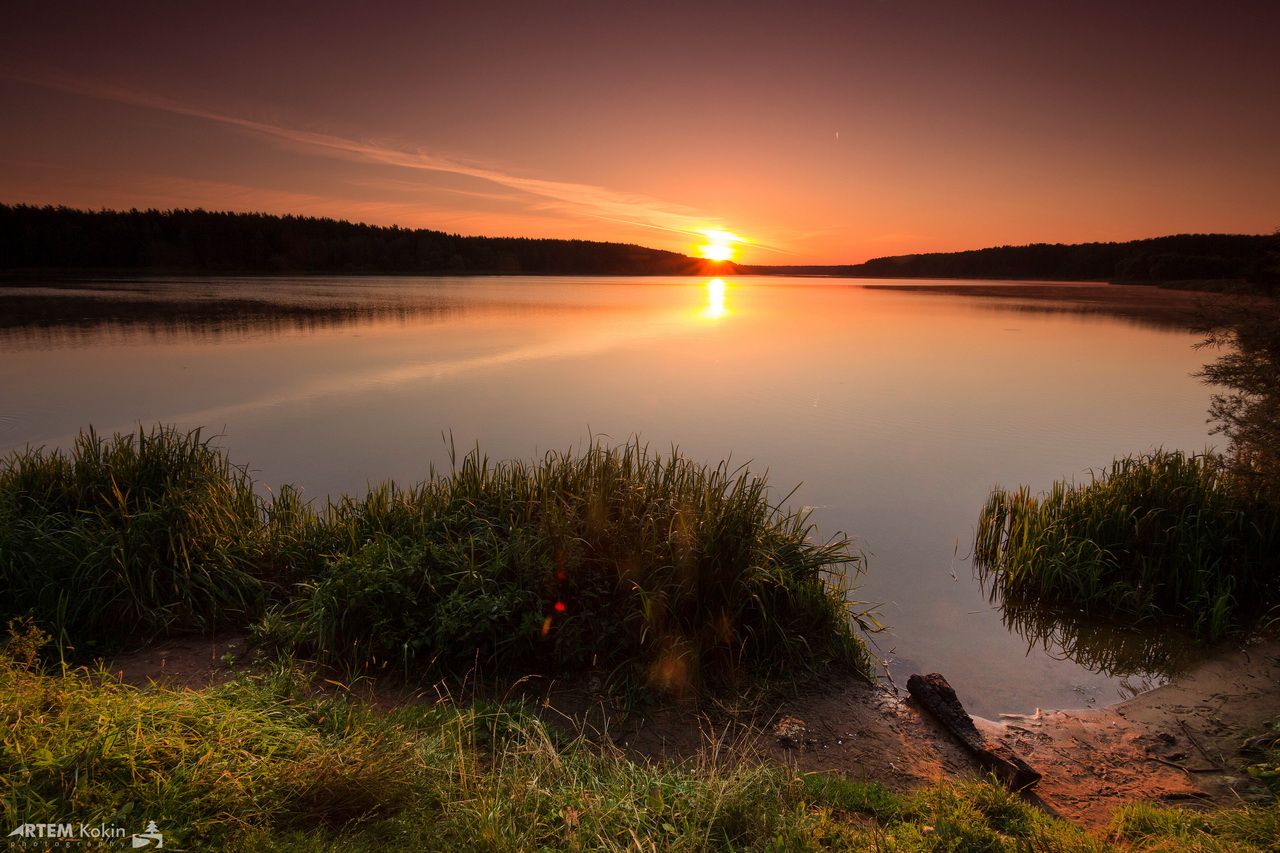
left=974, top=450, right=1280, bottom=640
left=287, top=439, right=876, bottom=690
left=0, top=425, right=270, bottom=652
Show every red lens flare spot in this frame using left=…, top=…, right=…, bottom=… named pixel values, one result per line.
left=554, top=601, right=567, bottom=612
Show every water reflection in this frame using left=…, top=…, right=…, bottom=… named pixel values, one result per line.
left=700, top=278, right=729, bottom=320
left=0, top=280, right=469, bottom=350
left=865, top=282, right=1209, bottom=331
left=0, top=274, right=1220, bottom=714
left=985, top=587, right=1201, bottom=698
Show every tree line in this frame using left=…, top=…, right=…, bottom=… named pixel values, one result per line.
left=0, top=205, right=731, bottom=277
left=5, top=204, right=1276, bottom=289
left=746, top=233, right=1280, bottom=292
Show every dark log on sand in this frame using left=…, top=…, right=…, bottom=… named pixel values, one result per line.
left=907, top=672, right=1042, bottom=790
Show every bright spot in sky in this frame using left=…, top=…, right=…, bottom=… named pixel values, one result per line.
left=697, top=229, right=745, bottom=262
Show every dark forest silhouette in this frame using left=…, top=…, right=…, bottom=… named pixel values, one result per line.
left=0, top=205, right=732, bottom=277
left=747, top=233, right=1280, bottom=291
left=2, top=204, right=1276, bottom=289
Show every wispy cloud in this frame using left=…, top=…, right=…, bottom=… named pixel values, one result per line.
left=2, top=67, right=729, bottom=241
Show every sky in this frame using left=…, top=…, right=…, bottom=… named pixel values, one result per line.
left=1, top=0, right=1277, bottom=265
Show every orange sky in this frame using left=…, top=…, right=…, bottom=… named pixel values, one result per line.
left=1, top=1, right=1277, bottom=265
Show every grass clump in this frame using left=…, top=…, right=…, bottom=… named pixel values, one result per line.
left=0, top=425, right=271, bottom=653
left=974, top=449, right=1280, bottom=640
left=1109, top=800, right=1280, bottom=853
left=1243, top=719, right=1280, bottom=798
left=283, top=440, right=875, bottom=692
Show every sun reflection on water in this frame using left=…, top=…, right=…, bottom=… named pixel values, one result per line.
left=700, top=278, right=729, bottom=320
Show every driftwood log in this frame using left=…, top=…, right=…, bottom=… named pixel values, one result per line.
left=907, top=672, right=1042, bottom=790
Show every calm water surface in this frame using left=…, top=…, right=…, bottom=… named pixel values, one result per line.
left=0, top=275, right=1220, bottom=716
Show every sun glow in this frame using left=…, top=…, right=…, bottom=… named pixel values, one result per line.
left=697, top=229, right=745, bottom=262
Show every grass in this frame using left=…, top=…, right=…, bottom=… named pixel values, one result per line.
left=0, top=425, right=271, bottom=655
left=974, top=449, right=1280, bottom=641
left=3, top=622, right=1276, bottom=852
left=1108, top=801, right=1280, bottom=853
left=277, top=439, right=877, bottom=692
left=0, top=425, right=874, bottom=695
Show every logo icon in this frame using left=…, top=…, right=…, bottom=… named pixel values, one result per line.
left=129, top=821, right=164, bottom=848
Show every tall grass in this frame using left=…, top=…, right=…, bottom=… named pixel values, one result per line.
left=974, top=450, right=1280, bottom=640
left=0, top=425, right=270, bottom=652
left=283, top=440, right=876, bottom=691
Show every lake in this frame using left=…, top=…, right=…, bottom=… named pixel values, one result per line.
left=0, top=275, right=1221, bottom=717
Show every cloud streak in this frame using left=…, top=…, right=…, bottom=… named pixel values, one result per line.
left=3, top=67, right=726, bottom=241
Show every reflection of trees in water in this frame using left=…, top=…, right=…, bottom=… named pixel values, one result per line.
left=0, top=291, right=468, bottom=350
left=865, top=282, right=1209, bottom=330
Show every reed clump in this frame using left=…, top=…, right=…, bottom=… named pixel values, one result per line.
left=0, top=425, right=269, bottom=653
left=282, top=440, right=875, bottom=690
left=974, top=450, right=1280, bottom=640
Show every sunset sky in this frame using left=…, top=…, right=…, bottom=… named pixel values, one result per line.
left=2, top=0, right=1277, bottom=265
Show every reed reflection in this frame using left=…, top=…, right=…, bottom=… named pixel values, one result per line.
left=981, top=582, right=1200, bottom=696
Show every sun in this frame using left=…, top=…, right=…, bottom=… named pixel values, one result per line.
left=697, top=229, right=744, bottom=262
left=700, top=243, right=736, bottom=261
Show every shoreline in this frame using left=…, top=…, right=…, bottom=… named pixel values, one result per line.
left=745, top=632, right=1280, bottom=828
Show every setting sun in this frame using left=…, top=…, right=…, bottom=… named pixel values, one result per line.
left=697, top=229, right=745, bottom=262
